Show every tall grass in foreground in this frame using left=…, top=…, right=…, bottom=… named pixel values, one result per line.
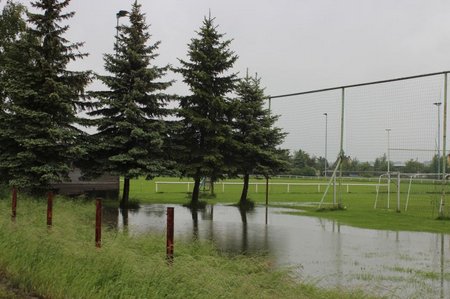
left=0, top=196, right=374, bottom=299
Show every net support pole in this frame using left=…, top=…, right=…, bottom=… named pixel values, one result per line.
left=338, top=88, right=345, bottom=208
left=396, top=172, right=401, bottom=213
left=440, top=73, right=448, bottom=217
left=319, top=157, right=342, bottom=208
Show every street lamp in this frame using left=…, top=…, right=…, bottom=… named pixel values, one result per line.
left=433, top=102, right=442, bottom=179
left=323, top=113, right=328, bottom=177
left=385, top=128, right=391, bottom=208
left=116, top=10, right=129, bottom=56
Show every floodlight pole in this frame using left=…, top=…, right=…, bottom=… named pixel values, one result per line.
left=434, top=102, right=442, bottom=180
left=323, top=113, right=328, bottom=177
left=385, top=128, right=391, bottom=209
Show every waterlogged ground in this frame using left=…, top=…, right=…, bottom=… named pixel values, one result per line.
left=104, top=204, right=450, bottom=299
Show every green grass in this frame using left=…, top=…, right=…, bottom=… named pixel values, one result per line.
left=0, top=196, right=376, bottom=299
left=125, top=176, right=450, bottom=233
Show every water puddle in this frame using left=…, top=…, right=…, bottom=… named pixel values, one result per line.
left=103, top=204, right=450, bottom=298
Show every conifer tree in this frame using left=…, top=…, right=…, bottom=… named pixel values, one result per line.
left=176, top=15, right=238, bottom=206
left=87, top=1, right=173, bottom=208
left=232, top=73, right=287, bottom=207
left=0, top=1, right=27, bottom=183
left=0, top=1, right=27, bottom=104
left=0, top=0, right=90, bottom=192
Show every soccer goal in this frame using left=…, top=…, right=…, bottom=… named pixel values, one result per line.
left=403, top=173, right=443, bottom=214
left=373, top=172, right=401, bottom=212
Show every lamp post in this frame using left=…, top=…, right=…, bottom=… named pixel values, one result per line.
left=434, top=102, right=442, bottom=179
left=116, top=10, right=129, bottom=56
left=385, top=128, right=391, bottom=209
left=323, top=113, right=328, bottom=177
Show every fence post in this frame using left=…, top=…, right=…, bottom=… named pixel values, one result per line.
left=11, top=187, right=17, bottom=219
left=47, top=191, right=53, bottom=226
left=166, top=207, right=174, bottom=264
left=95, top=198, right=102, bottom=248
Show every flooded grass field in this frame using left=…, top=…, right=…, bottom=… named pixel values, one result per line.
left=106, top=204, right=450, bottom=299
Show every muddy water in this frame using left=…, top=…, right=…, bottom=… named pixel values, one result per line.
left=104, top=204, right=450, bottom=299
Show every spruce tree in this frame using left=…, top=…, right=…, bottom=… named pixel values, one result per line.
left=87, top=1, right=172, bottom=208
left=0, top=1, right=27, bottom=104
left=0, top=0, right=90, bottom=192
left=0, top=1, right=27, bottom=183
left=176, top=15, right=238, bottom=206
left=232, top=73, right=287, bottom=207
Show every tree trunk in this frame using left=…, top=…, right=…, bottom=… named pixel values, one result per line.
left=191, top=176, right=201, bottom=205
left=210, top=178, right=215, bottom=195
left=120, top=177, right=130, bottom=208
left=239, top=172, right=250, bottom=205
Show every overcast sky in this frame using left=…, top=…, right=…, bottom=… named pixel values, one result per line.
left=4, top=0, right=450, bottom=162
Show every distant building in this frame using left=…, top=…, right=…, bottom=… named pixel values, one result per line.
left=51, top=168, right=119, bottom=198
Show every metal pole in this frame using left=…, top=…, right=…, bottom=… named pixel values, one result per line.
left=166, top=207, right=174, bottom=264
left=438, top=103, right=441, bottom=179
left=434, top=102, right=442, bottom=179
left=443, top=73, right=448, bottom=178
left=386, top=129, right=391, bottom=209
left=439, top=73, right=448, bottom=217
left=266, top=97, right=271, bottom=220
left=323, top=113, right=328, bottom=177
left=338, top=88, right=345, bottom=208
left=397, top=172, right=401, bottom=213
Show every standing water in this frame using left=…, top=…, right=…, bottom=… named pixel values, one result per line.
left=104, top=204, right=450, bottom=299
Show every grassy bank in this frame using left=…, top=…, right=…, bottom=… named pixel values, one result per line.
left=126, top=177, right=450, bottom=233
left=0, top=196, right=373, bottom=299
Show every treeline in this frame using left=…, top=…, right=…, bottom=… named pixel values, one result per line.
left=0, top=0, right=287, bottom=208
left=283, top=150, right=446, bottom=177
